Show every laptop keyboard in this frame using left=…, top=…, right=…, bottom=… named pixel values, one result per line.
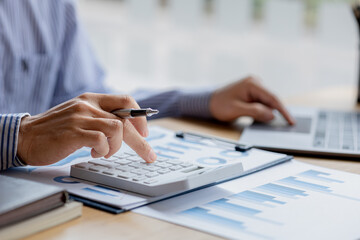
left=313, top=111, right=359, bottom=150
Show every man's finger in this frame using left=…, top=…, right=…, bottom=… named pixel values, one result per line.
left=250, top=83, right=295, bottom=125
left=105, top=121, right=123, bottom=158
left=77, top=130, right=110, bottom=158
left=79, top=117, right=124, bottom=158
left=235, top=101, right=275, bottom=122
left=122, top=119, right=156, bottom=163
left=64, top=99, right=118, bottom=120
left=96, top=94, right=148, bottom=137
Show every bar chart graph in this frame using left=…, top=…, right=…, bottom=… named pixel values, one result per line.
left=204, top=198, right=282, bottom=225
left=231, top=191, right=286, bottom=207
left=277, top=173, right=360, bottom=202
left=174, top=168, right=360, bottom=239
left=255, top=183, right=308, bottom=199
left=181, top=207, right=272, bottom=240
left=182, top=207, right=245, bottom=230
left=298, top=170, right=344, bottom=183
left=277, top=177, right=332, bottom=193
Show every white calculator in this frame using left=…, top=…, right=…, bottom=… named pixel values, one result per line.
left=70, top=151, right=243, bottom=197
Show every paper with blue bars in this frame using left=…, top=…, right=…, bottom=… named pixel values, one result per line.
left=134, top=160, right=360, bottom=240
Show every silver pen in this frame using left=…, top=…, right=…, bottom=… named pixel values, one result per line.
left=111, top=108, right=159, bottom=119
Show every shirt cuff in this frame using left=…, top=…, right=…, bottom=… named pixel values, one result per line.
left=0, top=113, right=30, bottom=171
left=179, top=90, right=214, bottom=119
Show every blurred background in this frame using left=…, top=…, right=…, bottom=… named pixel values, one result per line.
left=76, top=0, right=358, bottom=100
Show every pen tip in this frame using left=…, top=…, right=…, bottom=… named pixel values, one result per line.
left=146, top=108, right=159, bottom=116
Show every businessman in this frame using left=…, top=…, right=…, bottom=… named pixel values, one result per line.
left=0, top=0, right=294, bottom=171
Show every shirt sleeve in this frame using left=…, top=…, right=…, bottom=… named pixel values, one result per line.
left=0, top=113, right=29, bottom=171
left=132, top=89, right=214, bottom=119
left=50, top=0, right=109, bottom=107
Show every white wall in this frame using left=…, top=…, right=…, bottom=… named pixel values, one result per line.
left=77, top=0, right=358, bottom=99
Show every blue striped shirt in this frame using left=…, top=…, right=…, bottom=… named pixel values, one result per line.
left=0, top=0, right=212, bottom=170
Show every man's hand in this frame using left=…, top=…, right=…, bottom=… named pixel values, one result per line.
left=209, top=76, right=295, bottom=124
left=17, top=93, right=157, bottom=166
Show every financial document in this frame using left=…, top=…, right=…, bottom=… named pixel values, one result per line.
left=3, top=127, right=288, bottom=210
left=134, top=160, right=360, bottom=240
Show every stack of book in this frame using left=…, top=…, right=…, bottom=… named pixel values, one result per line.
left=0, top=175, right=82, bottom=240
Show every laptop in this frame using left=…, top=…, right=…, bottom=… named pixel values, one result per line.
left=240, top=106, right=360, bottom=158
left=241, top=3, right=360, bottom=158
left=240, top=51, right=360, bottom=159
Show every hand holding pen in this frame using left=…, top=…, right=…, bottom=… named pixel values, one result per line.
left=18, top=93, right=159, bottom=167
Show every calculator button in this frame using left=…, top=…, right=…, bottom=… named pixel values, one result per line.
left=126, top=156, right=143, bottom=161
left=132, top=176, right=146, bottom=181
left=89, top=165, right=107, bottom=172
left=101, top=157, right=117, bottom=162
left=129, top=163, right=141, bottom=168
left=145, top=172, right=159, bottom=178
left=182, top=165, right=198, bottom=172
left=114, top=153, right=127, bottom=159
left=103, top=169, right=117, bottom=175
left=143, top=166, right=160, bottom=172
left=169, top=165, right=182, bottom=171
left=125, top=151, right=137, bottom=156
left=115, top=159, right=131, bottom=165
left=180, top=162, right=193, bottom=168
left=117, top=172, right=132, bottom=179
left=158, top=169, right=171, bottom=174
left=131, top=169, right=147, bottom=175
left=74, top=162, right=91, bottom=169
left=162, top=163, right=172, bottom=168
left=115, top=165, right=133, bottom=172
left=125, top=150, right=137, bottom=155
left=88, top=159, right=113, bottom=168
left=143, top=179, right=158, bottom=184
left=167, top=160, right=182, bottom=165
left=140, top=169, right=150, bottom=174
left=139, top=162, right=153, bottom=167
left=156, top=157, right=169, bottom=162
left=156, top=163, right=172, bottom=168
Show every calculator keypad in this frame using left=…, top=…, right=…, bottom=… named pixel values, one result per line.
left=74, top=151, right=195, bottom=184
